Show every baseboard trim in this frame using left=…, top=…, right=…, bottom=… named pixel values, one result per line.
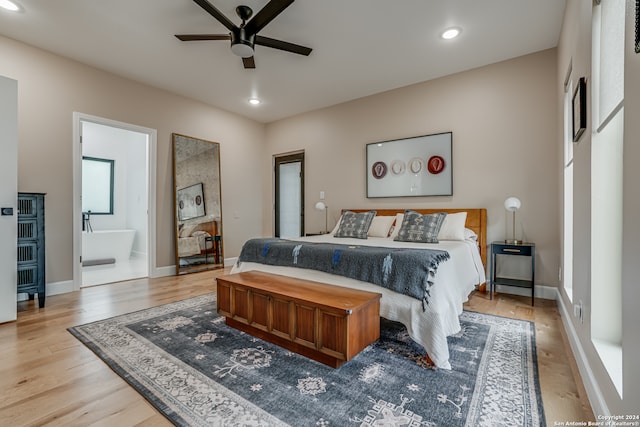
left=17, top=280, right=75, bottom=301
left=152, top=265, right=176, bottom=278
left=555, top=289, right=609, bottom=417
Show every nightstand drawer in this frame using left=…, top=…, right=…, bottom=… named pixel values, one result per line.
left=492, top=244, right=532, bottom=256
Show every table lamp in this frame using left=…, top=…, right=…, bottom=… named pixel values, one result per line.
left=504, top=196, right=522, bottom=244
left=315, top=201, right=328, bottom=234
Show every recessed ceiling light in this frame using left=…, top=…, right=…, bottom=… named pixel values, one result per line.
left=248, top=98, right=261, bottom=105
left=441, top=27, right=461, bottom=40
left=0, top=0, right=20, bottom=12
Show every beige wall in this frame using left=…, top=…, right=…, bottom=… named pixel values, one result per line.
left=0, top=35, right=266, bottom=283
left=265, top=49, right=560, bottom=287
left=556, top=0, right=640, bottom=416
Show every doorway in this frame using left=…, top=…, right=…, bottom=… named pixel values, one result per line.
left=274, top=152, right=304, bottom=237
left=72, top=113, right=157, bottom=290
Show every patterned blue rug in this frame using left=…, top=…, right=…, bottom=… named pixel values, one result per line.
left=68, top=294, right=545, bottom=426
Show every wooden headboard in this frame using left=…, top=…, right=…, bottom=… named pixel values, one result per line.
left=342, top=208, right=488, bottom=269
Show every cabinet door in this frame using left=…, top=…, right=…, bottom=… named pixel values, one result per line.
left=293, top=302, right=317, bottom=349
left=250, top=291, right=269, bottom=332
left=232, top=286, right=250, bottom=324
left=17, top=195, right=39, bottom=219
left=216, top=280, right=232, bottom=317
left=318, top=311, right=347, bottom=359
left=271, top=297, right=293, bottom=340
left=17, top=264, right=39, bottom=293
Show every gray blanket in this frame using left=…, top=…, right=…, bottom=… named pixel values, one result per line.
left=237, top=238, right=450, bottom=307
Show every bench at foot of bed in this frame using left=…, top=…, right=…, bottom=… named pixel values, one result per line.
left=216, top=271, right=382, bottom=368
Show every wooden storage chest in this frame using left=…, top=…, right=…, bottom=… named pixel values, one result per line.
left=216, top=271, right=382, bottom=367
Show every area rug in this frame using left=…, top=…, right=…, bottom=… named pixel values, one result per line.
left=68, top=294, right=545, bottom=427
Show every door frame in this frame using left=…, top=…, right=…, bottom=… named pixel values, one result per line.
left=274, top=151, right=305, bottom=237
left=72, top=112, right=158, bottom=291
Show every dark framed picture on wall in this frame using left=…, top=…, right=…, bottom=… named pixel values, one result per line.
left=366, top=132, right=452, bottom=198
left=572, top=77, right=587, bottom=142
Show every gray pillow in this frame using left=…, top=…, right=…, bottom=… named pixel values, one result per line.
left=393, top=210, right=447, bottom=243
left=334, top=211, right=376, bottom=239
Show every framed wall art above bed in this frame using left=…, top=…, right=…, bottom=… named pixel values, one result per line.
left=366, top=132, right=452, bottom=198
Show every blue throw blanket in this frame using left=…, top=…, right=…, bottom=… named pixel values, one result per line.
left=237, top=238, right=450, bottom=307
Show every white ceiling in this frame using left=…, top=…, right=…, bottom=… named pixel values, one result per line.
left=0, top=0, right=566, bottom=123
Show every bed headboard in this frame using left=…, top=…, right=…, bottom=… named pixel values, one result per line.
left=342, top=208, right=488, bottom=269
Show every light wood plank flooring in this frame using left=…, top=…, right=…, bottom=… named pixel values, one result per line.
left=0, top=269, right=594, bottom=426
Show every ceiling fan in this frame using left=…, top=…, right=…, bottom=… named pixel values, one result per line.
left=175, top=0, right=312, bottom=69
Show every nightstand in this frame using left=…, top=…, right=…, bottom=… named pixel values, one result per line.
left=490, top=241, right=535, bottom=306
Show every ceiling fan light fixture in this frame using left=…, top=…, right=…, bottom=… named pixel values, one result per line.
left=231, top=41, right=254, bottom=57
left=230, top=28, right=255, bottom=58
left=441, top=27, right=461, bottom=40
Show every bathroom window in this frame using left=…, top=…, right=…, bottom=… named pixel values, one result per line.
left=82, top=156, right=114, bottom=214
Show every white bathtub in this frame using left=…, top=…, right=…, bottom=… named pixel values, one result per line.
left=82, top=229, right=135, bottom=263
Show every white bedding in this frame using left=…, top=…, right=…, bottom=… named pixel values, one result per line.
left=231, top=234, right=486, bottom=369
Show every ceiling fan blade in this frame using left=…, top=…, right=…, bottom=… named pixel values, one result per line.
left=244, top=0, right=294, bottom=35
left=175, top=34, right=230, bottom=41
left=255, top=35, right=312, bottom=56
left=192, top=0, right=236, bottom=31
left=242, top=56, right=256, bottom=69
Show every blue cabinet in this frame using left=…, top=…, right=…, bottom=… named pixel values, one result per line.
left=17, top=193, right=45, bottom=308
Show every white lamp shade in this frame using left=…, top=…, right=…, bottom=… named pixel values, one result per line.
left=504, top=197, right=521, bottom=212
left=315, top=201, right=327, bottom=210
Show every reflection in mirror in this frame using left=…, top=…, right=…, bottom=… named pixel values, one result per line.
left=82, top=156, right=114, bottom=214
left=173, top=134, right=223, bottom=274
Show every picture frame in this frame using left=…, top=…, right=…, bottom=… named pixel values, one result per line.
left=572, top=77, right=587, bottom=142
left=366, top=132, right=452, bottom=198
left=177, top=182, right=205, bottom=221
left=636, top=0, right=639, bottom=54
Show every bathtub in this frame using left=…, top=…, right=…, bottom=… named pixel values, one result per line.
left=82, top=229, right=136, bottom=263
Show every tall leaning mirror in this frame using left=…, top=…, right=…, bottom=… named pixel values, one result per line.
left=172, top=133, right=223, bottom=274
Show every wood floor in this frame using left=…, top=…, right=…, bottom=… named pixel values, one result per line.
left=0, top=269, right=594, bottom=426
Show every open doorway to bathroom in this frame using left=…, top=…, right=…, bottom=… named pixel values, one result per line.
left=72, top=114, right=157, bottom=289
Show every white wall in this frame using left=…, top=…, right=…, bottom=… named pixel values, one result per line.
left=0, top=75, right=18, bottom=323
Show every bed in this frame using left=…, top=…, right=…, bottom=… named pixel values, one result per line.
left=231, top=208, right=487, bottom=370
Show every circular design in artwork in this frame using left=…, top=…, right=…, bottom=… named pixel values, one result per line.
left=371, top=161, right=388, bottom=179
left=195, top=195, right=202, bottom=206
left=427, top=155, right=446, bottom=174
left=390, top=160, right=406, bottom=175
left=408, top=157, right=423, bottom=174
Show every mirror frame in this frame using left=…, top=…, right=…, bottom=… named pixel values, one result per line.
left=172, top=133, right=224, bottom=275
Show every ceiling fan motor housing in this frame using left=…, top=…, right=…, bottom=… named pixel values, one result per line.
left=231, top=27, right=255, bottom=57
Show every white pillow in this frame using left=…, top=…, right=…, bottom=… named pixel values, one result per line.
left=329, top=215, right=343, bottom=235
left=388, top=213, right=404, bottom=240
left=464, top=228, right=478, bottom=241
left=367, top=216, right=396, bottom=237
left=437, top=212, right=467, bottom=241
